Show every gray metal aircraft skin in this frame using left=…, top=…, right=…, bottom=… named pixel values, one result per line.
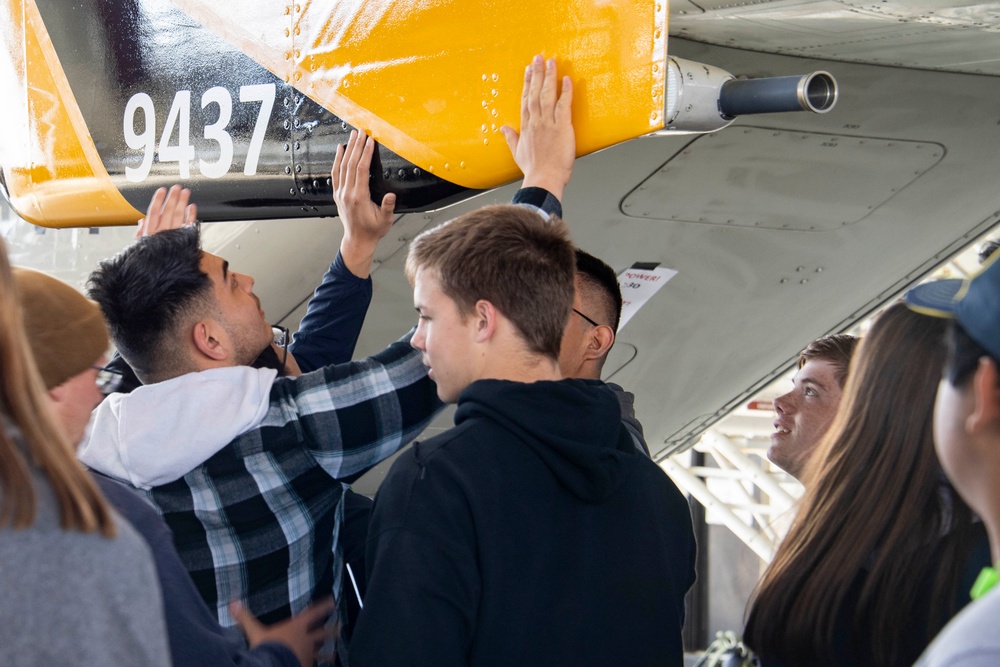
left=359, top=2, right=1000, bottom=460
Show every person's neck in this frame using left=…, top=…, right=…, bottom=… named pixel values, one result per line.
left=190, top=346, right=271, bottom=374
left=191, top=358, right=238, bottom=373
left=983, top=503, right=1000, bottom=566
left=479, top=353, right=561, bottom=386
left=571, top=362, right=603, bottom=381
left=967, top=458, right=1000, bottom=563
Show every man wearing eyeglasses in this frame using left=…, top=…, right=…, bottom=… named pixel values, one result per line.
left=557, top=249, right=649, bottom=455
left=12, top=265, right=337, bottom=667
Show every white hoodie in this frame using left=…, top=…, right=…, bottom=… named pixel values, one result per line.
left=79, top=366, right=277, bottom=490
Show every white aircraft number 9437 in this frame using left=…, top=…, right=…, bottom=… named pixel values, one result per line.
left=123, top=83, right=276, bottom=183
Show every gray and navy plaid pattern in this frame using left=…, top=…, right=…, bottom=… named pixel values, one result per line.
left=143, top=337, right=440, bottom=629
left=512, top=187, right=563, bottom=220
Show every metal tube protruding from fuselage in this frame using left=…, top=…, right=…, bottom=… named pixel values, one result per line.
left=658, top=59, right=839, bottom=135
left=718, top=72, right=838, bottom=118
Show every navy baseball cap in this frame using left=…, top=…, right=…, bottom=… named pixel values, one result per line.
left=905, top=249, right=1000, bottom=362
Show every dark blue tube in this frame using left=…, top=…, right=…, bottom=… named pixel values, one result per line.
left=719, top=72, right=837, bottom=118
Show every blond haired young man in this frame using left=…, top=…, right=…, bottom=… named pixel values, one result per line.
left=349, top=59, right=695, bottom=667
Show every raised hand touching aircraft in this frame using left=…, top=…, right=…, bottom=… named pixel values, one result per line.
left=501, top=54, right=575, bottom=202
left=332, top=130, right=396, bottom=278
left=135, top=184, right=198, bottom=237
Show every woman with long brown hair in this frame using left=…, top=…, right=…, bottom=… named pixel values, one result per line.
left=744, top=302, right=990, bottom=666
left=0, top=237, right=170, bottom=665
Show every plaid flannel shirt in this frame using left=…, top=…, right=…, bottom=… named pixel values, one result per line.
left=141, top=335, right=440, bottom=629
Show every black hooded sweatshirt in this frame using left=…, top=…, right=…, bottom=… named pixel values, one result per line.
left=351, top=378, right=696, bottom=667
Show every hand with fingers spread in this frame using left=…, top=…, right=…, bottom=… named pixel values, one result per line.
left=501, top=54, right=575, bottom=202
left=135, top=185, right=198, bottom=237
left=231, top=597, right=337, bottom=667
left=332, top=130, right=397, bottom=278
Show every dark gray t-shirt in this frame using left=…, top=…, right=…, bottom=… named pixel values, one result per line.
left=607, top=382, right=650, bottom=456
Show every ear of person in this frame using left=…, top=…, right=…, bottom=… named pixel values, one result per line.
left=970, top=358, right=1000, bottom=436
left=474, top=301, right=495, bottom=342
left=192, top=321, right=229, bottom=361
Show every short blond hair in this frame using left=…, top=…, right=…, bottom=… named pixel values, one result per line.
left=406, top=205, right=575, bottom=360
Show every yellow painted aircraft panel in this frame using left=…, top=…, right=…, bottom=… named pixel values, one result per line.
left=180, top=0, right=668, bottom=189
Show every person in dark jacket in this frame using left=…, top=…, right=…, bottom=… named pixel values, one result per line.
left=349, top=56, right=696, bottom=667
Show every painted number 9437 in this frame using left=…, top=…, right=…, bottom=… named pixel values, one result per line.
left=123, top=84, right=276, bottom=183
